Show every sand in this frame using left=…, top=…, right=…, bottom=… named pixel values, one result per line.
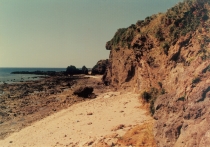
left=0, top=88, right=152, bottom=147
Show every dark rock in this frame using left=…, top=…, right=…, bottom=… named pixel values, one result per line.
left=91, top=59, right=108, bottom=75
left=73, top=86, right=93, bottom=98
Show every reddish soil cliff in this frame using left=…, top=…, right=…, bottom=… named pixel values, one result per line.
left=103, top=0, right=210, bottom=146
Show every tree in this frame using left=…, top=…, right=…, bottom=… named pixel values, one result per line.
left=82, top=66, right=88, bottom=75
left=66, top=65, right=77, bottom=76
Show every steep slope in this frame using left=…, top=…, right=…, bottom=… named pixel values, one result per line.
left=103, top=0, right=210, bottom=146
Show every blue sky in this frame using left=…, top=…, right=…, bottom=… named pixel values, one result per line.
left=0, top=0, right=182, bottom=68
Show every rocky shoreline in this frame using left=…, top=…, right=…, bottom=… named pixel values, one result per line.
left=0, top=74, right=109, bottom=140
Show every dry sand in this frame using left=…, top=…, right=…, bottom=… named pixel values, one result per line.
left=0, top=90, right=152, bottom=147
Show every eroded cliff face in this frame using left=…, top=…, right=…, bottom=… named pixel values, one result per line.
left=103, top=0, right=210, bottom=146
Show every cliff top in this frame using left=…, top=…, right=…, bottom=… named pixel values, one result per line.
left=106, top=0, right=210, bottom=55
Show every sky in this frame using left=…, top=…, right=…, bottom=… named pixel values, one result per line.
left=0, top=0, right=182, bottom=68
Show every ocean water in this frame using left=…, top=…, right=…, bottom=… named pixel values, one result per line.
left=0, top=68, right=66, bottom=84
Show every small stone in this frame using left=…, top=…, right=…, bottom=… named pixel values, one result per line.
left=87, top=122, right=92, bottom=125
left=105, top=133, right=118, bottom=138
left=87, top=112, right=93, bottom=115
left=9, top=141, right=13, bottom=143
left=87, top=141, right=94, bottom=146
left=111, top=124, right=125, bottom=131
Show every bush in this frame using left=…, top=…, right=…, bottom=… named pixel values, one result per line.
left=150, top=99, right=156, bottom=115
left=155, top=29, right=164, bottom=41
left=141, top=87, right=159, bottom=115
left=66, top=65, right=77, bottom=76
left=142, top=91, right=151, bottom=102
left=160, top=89, right=166, bottom=95
left=82, top=66, right=88, bottom=75
left=162, top=42, right=170, bottom=55
left=158, top=82, right=162, bottom=88
left=66, top=65, right=82, bottom=76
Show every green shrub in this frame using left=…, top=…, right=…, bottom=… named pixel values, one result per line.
left=82, top=66, right=88, bottom=75
left=158, top=82, right=162, bottom=88
left=141, top=87, right=159, bottom=115
left=160, top=89, right=166, bottom=95
left=150, top=99, right=156, bottom=115
left=142, top=91, right=151, bottom=102
left=155, top=29, right=164, bottom=41
left=162, top=42, right=170, bottom=55
left=66, top=65, right=77, bottom=76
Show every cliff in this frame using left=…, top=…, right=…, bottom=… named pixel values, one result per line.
left=103, top=0, right=210, bottom=146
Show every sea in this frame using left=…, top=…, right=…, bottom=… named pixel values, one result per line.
left=0, top=67, right=66, bottom=84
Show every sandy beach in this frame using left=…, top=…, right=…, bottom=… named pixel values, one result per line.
left=0, top=75, right=153, bottom=147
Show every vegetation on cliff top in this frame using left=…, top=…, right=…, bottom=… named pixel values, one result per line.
left=106, top=0, right=210, bottom=54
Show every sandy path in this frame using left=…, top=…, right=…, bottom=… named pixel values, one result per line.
left=0, top=91, right=152, bottom=147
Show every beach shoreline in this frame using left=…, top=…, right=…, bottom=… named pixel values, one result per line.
left=0, top=74, right=154, bottom=146
left=0, top=74, right=107, bottom=140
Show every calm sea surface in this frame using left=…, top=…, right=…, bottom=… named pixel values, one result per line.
left=0, top=68, right=66, bottom=84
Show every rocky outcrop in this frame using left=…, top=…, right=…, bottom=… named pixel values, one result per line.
left=66, top=65, right=89, bottom=75
left=91, top=59, right=108, bottom=75
left=103, top=0, right=210, bottom=146
left=73, top=86, right=94, bottom=98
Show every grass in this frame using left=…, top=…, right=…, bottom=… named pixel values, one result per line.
left=161, top=42, right=170, bottom=55
left=141, top=87, right=159, bottom=115
left=117, top=122, right=156, bottom=147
